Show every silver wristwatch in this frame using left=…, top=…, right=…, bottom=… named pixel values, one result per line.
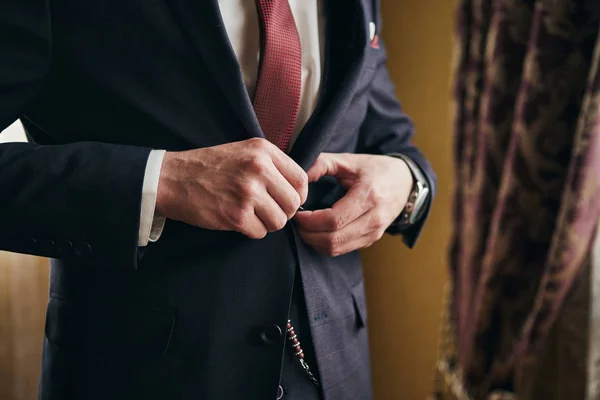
left=388, top=154, right=430, bottom=229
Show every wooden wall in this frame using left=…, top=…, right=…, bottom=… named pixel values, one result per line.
left=362, top=1, right=454, bottom=399
left=0, top=253, right=49, bottom=400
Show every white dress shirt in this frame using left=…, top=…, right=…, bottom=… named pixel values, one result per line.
left=138, top=0, right=325, bottom=246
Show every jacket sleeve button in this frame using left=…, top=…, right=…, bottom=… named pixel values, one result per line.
left=28, top=238, right=38, bottom=252
left=57, top=240, right=74, bottom=256
left=74, top=242, right=92, bottom=257
left=39, top=239, right=56, bottom=255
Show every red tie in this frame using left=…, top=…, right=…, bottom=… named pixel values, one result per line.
left=253, top=0, right=303, bottom=152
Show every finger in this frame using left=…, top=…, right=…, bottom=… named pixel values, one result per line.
left=306, top=153, right=342, bottom=183
left=294, top=183, right=372, bottom=232
left=270, top=148, right=309, bottom=205
left=264, top=162, right=302, bottom=218
left=237, top=211, right=269, bottom=240
left=306, top=153, right=356, bottom=184
left=333, top=231, right=380, bottom=254
left=254, top=193, right=289, bottom=232
left=297, top=224, right=379, bottom=257
left=305, top=154, right=332, bottom=183
left=297, top=208, right=384, bottom=256
left=296, top=212, right=362, bottom=247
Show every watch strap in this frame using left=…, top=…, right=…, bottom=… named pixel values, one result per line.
left=387, top=153, right=430, bottom=230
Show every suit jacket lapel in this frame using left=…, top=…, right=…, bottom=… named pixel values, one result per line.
left=289, top=0, right=368, bottom=170
left=167, top=0, right=368, bottom=165
left=166, top=0, right=263, bottom=140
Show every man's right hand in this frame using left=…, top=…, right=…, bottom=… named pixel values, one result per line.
left=155, top=138, right=308, bottom=239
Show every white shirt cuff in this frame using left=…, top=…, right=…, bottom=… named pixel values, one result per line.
left=138, top=150, right=166, bottom=247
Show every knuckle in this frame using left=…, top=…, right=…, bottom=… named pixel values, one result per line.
left=374, top=229, right=385, bottom=242
left=370, top=212, right=387, bottom=230
left=281, top=193, right=301, bottom=218
left=230, top=206, right=252, bottom=229
left=325, top=234, right=342, bottom=256
left=268, top=213, right=287, bottom=232
left=331, top=215, right=346, bottom=231
left=240, top=181, right=261, bottom=199
left=248, top=137, right=269, bottom=149
left=289, top=194, right=301, bottom=213
left=295, top=170, right=308, bottom=189
left=247, top=155, right=269, bottom=174
left=367, top=187, right=384, bottom=205
left=275, top=215, right=288, bottom=230
left=257, top=139, right=275, bottom=153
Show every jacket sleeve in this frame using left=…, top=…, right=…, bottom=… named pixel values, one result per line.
left=356, top=29, right=437, bottom=248
left=0, top=0, right=152, bottom=269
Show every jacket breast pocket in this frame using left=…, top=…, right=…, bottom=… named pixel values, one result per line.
left=44, top=295, right=176, bottom=362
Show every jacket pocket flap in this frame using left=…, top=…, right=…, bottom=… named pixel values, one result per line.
left=351, top=280, right=368, bottom=328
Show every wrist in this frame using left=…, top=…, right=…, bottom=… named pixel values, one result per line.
left=394, top=157, right=414, bottom=203
left=156, top=151, right=178, bottom=217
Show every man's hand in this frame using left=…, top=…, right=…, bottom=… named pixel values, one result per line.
left=156, top=138, right=308, bottom=239
left=294, top=153, right=413, bottom=257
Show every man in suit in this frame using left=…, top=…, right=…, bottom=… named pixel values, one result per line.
left=0, top=0, right=436, bottom=399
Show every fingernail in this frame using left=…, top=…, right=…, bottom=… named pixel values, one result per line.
left=298, top=206, right=305, bottom=211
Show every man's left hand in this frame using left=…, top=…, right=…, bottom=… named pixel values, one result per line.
left=294, top=153, right=413, bottom=257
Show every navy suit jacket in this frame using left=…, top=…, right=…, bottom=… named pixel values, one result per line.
left=0, top=0, right=436, bottom=399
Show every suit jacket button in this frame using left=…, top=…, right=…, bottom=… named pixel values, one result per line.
left=74, top=242, right=92, bottom=256
left=57, top=240, right=73, bottom=256
left=260, top=324, right=283, bottom=346
left=39, top=239, right=56, bottom=255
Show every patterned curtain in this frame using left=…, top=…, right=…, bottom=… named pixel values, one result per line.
left=448, top=0, right=600, bottom=397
